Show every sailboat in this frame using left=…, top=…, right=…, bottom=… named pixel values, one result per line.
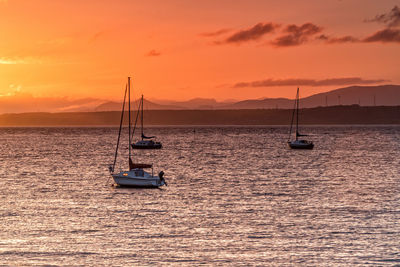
left=131, top=95, right=162, bottom=149
left=287, top=87, right=314, bottom=149
left=109, top=77, right=166, bottom=187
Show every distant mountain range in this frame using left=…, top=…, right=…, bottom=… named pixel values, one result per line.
left=94, top=99, right=184, bottom=111
left=94, top=85, right=400, bottom=111
left=0, top=85, right=399, bottom=114
left=94, top=97, right=234, bottom=111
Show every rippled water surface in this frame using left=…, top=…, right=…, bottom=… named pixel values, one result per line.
left=0, top=126, right=399, bottom=265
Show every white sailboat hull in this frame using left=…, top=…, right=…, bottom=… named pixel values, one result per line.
left=112, top=169, right=165, bottom=187
left=110, top=78, right=166, bottom=188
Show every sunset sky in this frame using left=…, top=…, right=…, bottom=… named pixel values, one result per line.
left=0, top=0, right=399, bottom=107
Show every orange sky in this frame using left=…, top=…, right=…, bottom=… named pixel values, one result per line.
left=0, top=0, right=399, bottom=104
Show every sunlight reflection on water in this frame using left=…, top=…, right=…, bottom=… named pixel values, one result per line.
left=0, top=126, right=399, bottom=265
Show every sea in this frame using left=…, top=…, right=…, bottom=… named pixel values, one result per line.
left=0, top=125, right=399, bottom=266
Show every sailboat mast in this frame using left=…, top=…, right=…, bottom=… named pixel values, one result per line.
left=128, top=77, right=132, bottom=165
left=141, top=95, right=144, bottom=140
left=296, top=87, right=299, bottom=141
left=111, top=84, right=127, bottom=173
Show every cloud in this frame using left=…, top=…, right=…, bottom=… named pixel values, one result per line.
left=361, top=6, right=400, bottom=44
left=146, top=49, right=161, bottom=57
left=317, top=34, right=359, bottom=44
left=207, top=16, right=400, bottom=48
left=199, top=28, right=232, bottom=37
left=366, top=5, right=400, bottom=27
left=221, top=22, right=279, bottom=44
left=3, top=36, right=75, bottom=61
left=271, top=23, right=322, bottom=47
left=0, top=57, right=41, bottom=65
left=363, top=28, right=400, bottom=43
left=0, top=58, right=23, bottom=65
left=0, top=93, right=104, bottom=113
left=233, top=77, right=387, bottom=88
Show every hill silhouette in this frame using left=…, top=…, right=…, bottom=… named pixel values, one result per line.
left=1, top=105, right=399, bottom=126
left=94, top=98, right=184, bottom=111
left=0, top=85, right=398, bottom=114
left=221, top=85, right=400, bottom=109
left=94, top=85, right=400, bottom=111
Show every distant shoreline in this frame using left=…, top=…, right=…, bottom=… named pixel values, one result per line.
left=0, top=105, right=399, bottom=126
left=0, top=124, right=399, bottom=128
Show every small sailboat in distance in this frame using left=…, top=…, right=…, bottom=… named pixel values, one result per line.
left=109, top=77, right=166, bottom=187
left=287, top=87, right=314, bottom=149
left=131, top=95, right=162, bottom=149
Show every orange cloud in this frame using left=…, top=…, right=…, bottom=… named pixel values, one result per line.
left=271, top=23, right=322, bottom=47
left=0, top=93, right=104, bottom=113
left=146, top=49, right=161, bottom=57
left=221, top=22, right=279, bottom=44
left=207, top=15, right=400, bottom=48
left=199, top=28, right=232, bottom=37
left=317, top=34, right=359, bottom=44
left=233, top=77, right=388, bottom=88
left=366, top=5, right=400, bottom=27
left=0, top=56, right=41, bottom=65
left=361, top=6, right=400, bottom=43
left=363, top=28, right=400, bottom=43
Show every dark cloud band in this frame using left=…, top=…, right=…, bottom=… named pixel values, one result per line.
left=204, top=6, right=400, bottom=48
left=146, top=50, right=161, bottom=57
left=271, top=23, right=322, bottom=47
left=363, top=28, right=400, bottom=43
left=366, top=5, right=400, bottom=27
left=233, top=77, right=387, bottom=88
left=223, top=22, right=280, bottom=44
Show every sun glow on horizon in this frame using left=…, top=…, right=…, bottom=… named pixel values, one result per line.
left=0, top=0, right=399, bottom=111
